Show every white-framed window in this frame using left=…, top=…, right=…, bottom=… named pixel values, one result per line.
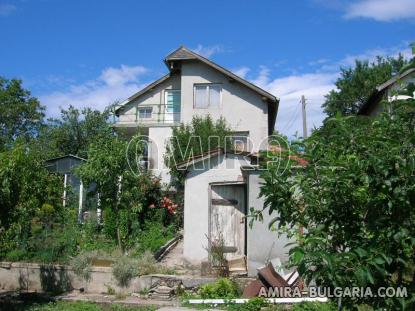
left=194, top=84, right=222, bottom=108
left=138, top=107, right=152, bottom=119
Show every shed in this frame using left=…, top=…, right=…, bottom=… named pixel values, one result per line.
left=44, top=154, right=87, bottom=221
left=177, top=149, right=293, bottom=276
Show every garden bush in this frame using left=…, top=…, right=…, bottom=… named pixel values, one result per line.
left=135, top=250, right=158, bottom=275
left=27, top=301, right=157, bottom=311
left=291, top=302, right=337, bottom=311
left=70, top=251, right=96, bottom=282
left=112, top=256, right=138, bottom=287
left=227, top=297, right=268, bottom=311
left=133, top=222, right=176, bottom=255
left=259, top=100, right=415, bottom=309
left=199, top=278, right=240, bottom=299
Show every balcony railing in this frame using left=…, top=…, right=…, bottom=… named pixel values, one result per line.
left=111, top=107, right=181, bottom=127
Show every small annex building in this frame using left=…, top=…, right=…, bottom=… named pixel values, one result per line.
left=177, top=148, right=293, bottom=277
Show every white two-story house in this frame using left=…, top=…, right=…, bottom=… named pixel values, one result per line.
left=114, top=47, right=289, bottom=275
left=114, top=46, right=278, bottom=184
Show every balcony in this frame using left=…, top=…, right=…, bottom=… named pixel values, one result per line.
left=112, top=104, right=181, bottom=128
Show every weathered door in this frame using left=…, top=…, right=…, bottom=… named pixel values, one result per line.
left=210, top=184, right=246, bottom=260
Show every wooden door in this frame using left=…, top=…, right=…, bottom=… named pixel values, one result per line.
left=210, top=184, right=246, bottom=261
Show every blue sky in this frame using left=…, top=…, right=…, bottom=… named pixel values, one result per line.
left=0, top=0, right=414, bottom=136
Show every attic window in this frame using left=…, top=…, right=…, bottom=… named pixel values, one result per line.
left=194, top=84, right=221, bottom=108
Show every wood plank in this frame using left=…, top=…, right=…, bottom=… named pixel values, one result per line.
left=210, top=184, right=246, bottom=261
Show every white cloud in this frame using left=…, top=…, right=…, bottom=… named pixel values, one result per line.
left=344, top=0, right=415, bottom=21
left=99, top=65, right=147, bottom=86
left=252, top=68, right=337, bottom=137
left=0, top=4, right=16, bottom=16
left=232, top=66, right=250, bottom=79
left=320, top=44, right=413, bottom=71
left=192, top=44, right=224, bottom=58
left=40, top=65, right=148, bottom=116
left=254, top=43, right=413, bottom=137
left=251, top=66, right=271, bottom=88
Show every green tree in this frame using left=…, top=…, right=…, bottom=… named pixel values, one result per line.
left=322, top=56, right=407, bottom=117
left=259, top=100, right=415, bottom=309
left=0, top=77, right=45, bottom=151
left=0, top=144, right=62, bottom=256
left=38, top=105, right=113, bottom=159
left=77, top=134, right=162, bottom=249
left=165, top=115, right=231, bottom=184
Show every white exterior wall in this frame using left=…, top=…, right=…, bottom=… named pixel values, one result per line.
left=183, top=157, right=293, bottom=277
left=118, top=74, right=181, bottom=124
left=246, top=171, right=293, bottom=276
left=117, top=61, right=271, bottom=184
left=183, top=154, right=248, bottom=263
left=368, top=72, right=415, bottom=116
left=148, top=126, right=173, bottom=185
left=388, top=73, right=415, bottom=97
left=180, top=61, right=269, bottom=151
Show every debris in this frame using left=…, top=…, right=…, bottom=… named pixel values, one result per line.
left=242, top=260, right=302, bottom=298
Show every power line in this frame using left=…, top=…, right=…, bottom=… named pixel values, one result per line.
left=281, top=103, right=300, bottom=133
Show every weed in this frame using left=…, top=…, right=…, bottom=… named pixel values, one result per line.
left=199, top=278, right=240, bottom=299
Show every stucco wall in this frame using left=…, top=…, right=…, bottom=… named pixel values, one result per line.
left=0, top=262, right=151, bottom=294
left=148, top=126, right=173, bottom=184
left=118, top=74, right=181, bottom=124
left=387, top=73, right=415, bottom=97
left=245, top=171, right=293, bottom=276
left=0, top=262, right=217, bottom=294
left=180, top=61, right=269, bottom=151
left=117, top=60, right=271, bottom=184
left=182, top=155, right=292, bottom=277
left=368, top=72, right=415, bottom=116
left=183, top=154, right=249, bottom=263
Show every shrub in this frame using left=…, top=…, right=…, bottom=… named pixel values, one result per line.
left=227, top=297, right=268, bottom=311
left=29, top=226, right=79, bottom=263
left=199, top=278, right=240, bottom=299
left=112, top=256, right=138, bottom=287
left=260, top=101, right=415, bottom=309
left=4, top=248, right=28, bottom=262
left=165, top=115, right=231, bottom=185
left=133, top=222, right=175, bottom=255
left=28, top=301, right=100, bottom=311
left=70, top=251, right=96, bottom=281
left=135, top=250, right=158, bottom=275
left=110, top=305, right=157, bottom=311
left=291, top=302, right=337, bottom=311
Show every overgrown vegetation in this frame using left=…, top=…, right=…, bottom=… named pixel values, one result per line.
left=259, top=98, right=415, bottom=309
left=25, top=301, right=156, bottom=311
left=0, top=79, right=180, bottom=265
left=322, top=55, right=410, bottom=117
left=165, top=115, right=231, bottom=185
left=198, top=278, right=240, bottom=299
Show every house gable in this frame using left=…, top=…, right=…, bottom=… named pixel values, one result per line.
left=359, top=68, right=415, bottom=116
left=115, top=46, right=278, bottom=134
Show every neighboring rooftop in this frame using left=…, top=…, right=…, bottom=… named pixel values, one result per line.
left=358, top=67, right=415, bottom=115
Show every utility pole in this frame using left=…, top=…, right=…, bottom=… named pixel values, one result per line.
left=301, top=95, right=308, bottom=139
